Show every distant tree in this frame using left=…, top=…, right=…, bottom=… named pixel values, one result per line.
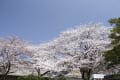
left=104, top=18, right=120, bottom=65
left=0, top=36, right=33, bottom=80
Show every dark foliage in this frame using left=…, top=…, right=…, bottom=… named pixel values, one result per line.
left=104, top=74, right=120, bottom=80
left=104, top=17, right=120, bottom=65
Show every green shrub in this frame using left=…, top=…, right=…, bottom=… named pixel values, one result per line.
left=17, top=75, right=54, bottom=80
left=59, top=76, right=67, bottom=80
left=17, top=75, right=38, bottom=80
left=17, top=75, right=53, bottom=80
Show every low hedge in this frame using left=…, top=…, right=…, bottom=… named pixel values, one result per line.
left=17, top=75, right=54, bottom=80
left=0, top=74, right=68, bottom=80
left=17, top=75, right=68, bottom=80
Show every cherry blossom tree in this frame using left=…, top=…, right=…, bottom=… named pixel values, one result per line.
left=0, top=36, right=33, bottom=80
left=53, top=23, right=111, bottom=78
left=32, top=23, right=110, bottom=78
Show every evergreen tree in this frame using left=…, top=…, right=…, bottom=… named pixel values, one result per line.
left=104, top=17, right=120, bottom=65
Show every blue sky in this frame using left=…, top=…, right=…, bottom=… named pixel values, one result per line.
left=0, top=0, right=120, bottom=44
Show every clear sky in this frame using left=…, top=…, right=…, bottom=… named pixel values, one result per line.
left=0, top=0, right=120, bottom=44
